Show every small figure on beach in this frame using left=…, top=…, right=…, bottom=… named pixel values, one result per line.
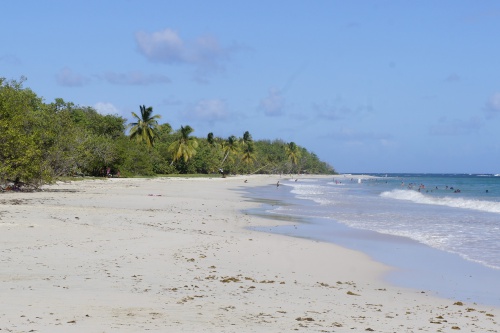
left=276, top=181, right=280, bottom=188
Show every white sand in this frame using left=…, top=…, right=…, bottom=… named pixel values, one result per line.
left=0, top=175, right=498, bottom=332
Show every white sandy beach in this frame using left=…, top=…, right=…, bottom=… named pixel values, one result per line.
left=0, top=175, right=498, bottom=333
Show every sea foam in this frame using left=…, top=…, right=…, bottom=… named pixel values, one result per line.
left=380, top=189, right=500, bottom=214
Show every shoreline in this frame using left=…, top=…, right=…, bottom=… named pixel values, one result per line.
left=1, top=175, right=498, bottom=332
left=244, top=176, right=500, bottom=307
left=241, top=179, right=500, bottom=307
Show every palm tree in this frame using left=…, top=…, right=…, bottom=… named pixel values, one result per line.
left=285, top=141, right=302, bottom=171
left=241, top=141, right=256, bottom=165
left=220, top=135, right=239, bottom=166
left=242, top=131, right=253, bottom=144
left=129, top=105, right=161, bottom=147
left=169, top=125, right=199, bottom=164
left=207, top=132, right=215, bottom=146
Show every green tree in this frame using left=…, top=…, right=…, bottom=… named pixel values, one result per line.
left=0, top=78, right=49, bottom=187
left=129, top=105, right=161, bottom=147
left=285, top=141, right=302, bottom=173
left=238, top=131, right=256, bottom=171
left=242, top=130, right=253, bottom=144
left=241, top=141, right=256, bottom=166
left=207, top=132, right=215, bottom=145
left=168, top=125, right=199, bottom=164
left=118, top=139, right=155, bottom=176
left=221, top=135, right=239, bottom=166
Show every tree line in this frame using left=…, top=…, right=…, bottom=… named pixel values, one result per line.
left=0, top=77, right=335, bottom=189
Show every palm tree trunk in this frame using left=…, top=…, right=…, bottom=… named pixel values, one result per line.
left=220, top=150, right=230, bottom=167
left=250, top=163, right=270, bottom=174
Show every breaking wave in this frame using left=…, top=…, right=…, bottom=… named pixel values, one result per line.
left=380, top=189, right=500, bottom=214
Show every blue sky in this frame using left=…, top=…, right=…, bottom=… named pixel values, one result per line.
left=2, top=1, right=500, bottom=173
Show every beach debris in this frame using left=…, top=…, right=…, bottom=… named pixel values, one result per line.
left=453, top=301, right=464, bottom=306
left=451, top=326, right=461, bottom=330
left=347, top=291, right=360, bottom=296
left=177, top=296, right=194, bottom=304
left=220, top=305, right=236, bottom=311
left=430, top=315, right=448, bottom=324
left=295, top=317, right=314, bottom=321
left=365, top=328, right=375, bottom=331
left=220, top=276, right=240, bottom=283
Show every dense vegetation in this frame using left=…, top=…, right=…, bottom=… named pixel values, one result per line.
left=0, top=77, right=335, bottom=189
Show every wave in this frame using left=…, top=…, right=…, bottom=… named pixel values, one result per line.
left=380, top=189, right=500, bottom=214
left=287, top=183, right=338, bottom=205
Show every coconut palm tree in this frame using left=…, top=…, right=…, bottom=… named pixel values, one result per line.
left=128, top=105, right=161, bottom=147
left=169, top=125, right=199, bottom=164
left=242, top=131, right=253, bottom=144
left=285, top=141, right=301, bottom=171
left=220, top=135, right=239, bottom=166
left=241, top=141, right=256, bottom=165
left=207, top=132, right=215, bottom=146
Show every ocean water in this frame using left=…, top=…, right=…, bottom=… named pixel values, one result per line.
left=244, top=173, right=500, bottom=306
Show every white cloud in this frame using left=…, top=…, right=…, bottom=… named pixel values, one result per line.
left=135, top=29, right=185, bottom=64
left=184, top=99, right=229, bottom=123
left=135, top=28, right=233, bottom=81
left=103, top=71, right=170, bottom=85
left=56, top=67, right=90, bottom=87
left=259, top=88, right=285, bottom=116
left=94, top=102, right=121, bottom=116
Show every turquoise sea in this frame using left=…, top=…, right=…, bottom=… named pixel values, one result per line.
left=243, top=173, right=500, bottom=306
